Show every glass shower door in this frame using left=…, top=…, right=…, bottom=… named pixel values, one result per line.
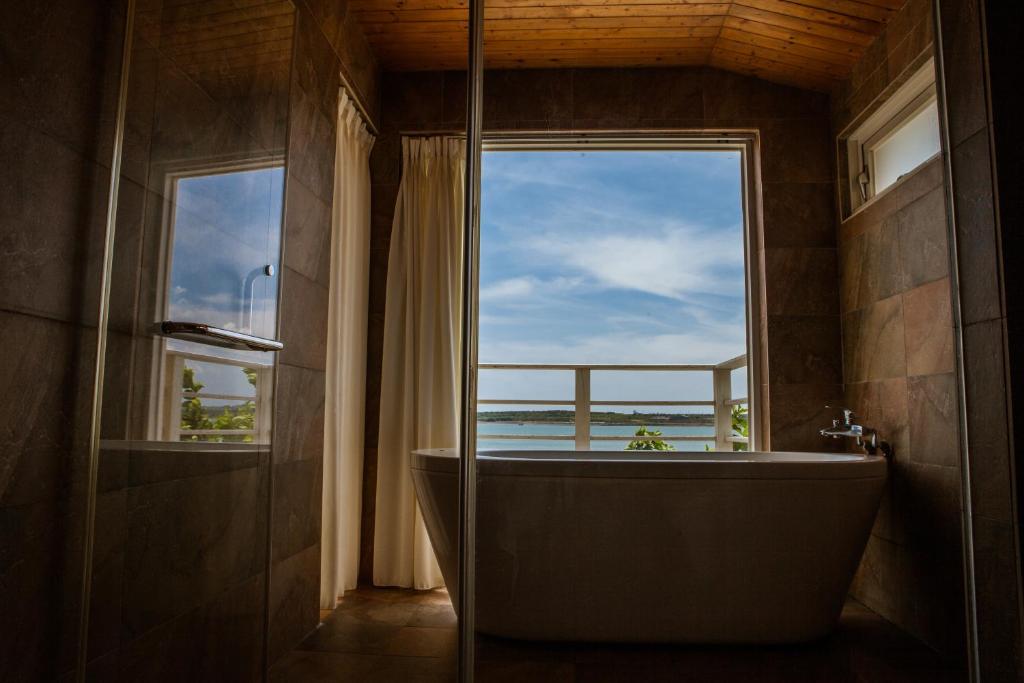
left=80, top=1, right=295, bottom=679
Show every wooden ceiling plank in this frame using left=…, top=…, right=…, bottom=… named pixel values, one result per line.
left=780, top=0, right=896, bottom=23
left=355, top=4, right=731, bottom=22
left=360, top=15, right=727, bottom=34
left=375, top=41, right=715, bottom=54
left=372, top=35, right=719, bottom=49
left=721, top=15, right=864, bottom=56
left=350, top=0, right=729, bottom=8
left=714, top=37, right=848, bottom=77
left=734, top=0, right=883, bottom=33
left=367, top=28, right=725, bottom=43
left=384, top=53, right=718, bottom=69
left=727, top=4, right=876, bottom=46
left=709, top=49, right=833, bottom=90
left=717, top=25, right=857, bottom=66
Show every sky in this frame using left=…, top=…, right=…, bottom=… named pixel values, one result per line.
left=478, top=150, right=749, bottom=411
left=167, top=166, right=284, bottom=395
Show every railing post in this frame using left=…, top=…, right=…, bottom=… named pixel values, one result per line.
left=713, top=367, right=731, bottom=451
left=575, top=368, right=591, bottom=451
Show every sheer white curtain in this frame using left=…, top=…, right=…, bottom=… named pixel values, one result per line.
left=320, top=90, right=375, bottom=609
left=373, top=136, right=465, bottom=589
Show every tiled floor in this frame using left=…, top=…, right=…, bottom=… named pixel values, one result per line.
left=270, top=588, right=965, bottom=682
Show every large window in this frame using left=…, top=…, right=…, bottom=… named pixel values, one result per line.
left=845, top=60, right=940, bottom=210
left=477, top=143, right=754, bottom=452
left=155, top=162, right=284, bottom=443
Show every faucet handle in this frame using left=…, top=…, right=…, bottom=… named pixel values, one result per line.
left=825, top=405, right=857, bottom=425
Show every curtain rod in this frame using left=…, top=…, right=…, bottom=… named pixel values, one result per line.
left=339, top=74, right=379, bottom=137
left=395, top=131, right=757, bottom=141
left=399, top=129, right=467, bottom=137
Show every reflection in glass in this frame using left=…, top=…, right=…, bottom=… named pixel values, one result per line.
left=166, top=165, right=284, bottom=338
left=158, top=164, right=283, bottom=443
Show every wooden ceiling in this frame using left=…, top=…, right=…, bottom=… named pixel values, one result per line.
left=349, top=0, right=906, bottom=91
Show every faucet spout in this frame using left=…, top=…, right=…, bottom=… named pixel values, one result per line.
left=819, top=406, right=890, bottom=457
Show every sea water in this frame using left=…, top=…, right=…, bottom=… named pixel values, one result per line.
left=476, top=422, right=714, bottom=451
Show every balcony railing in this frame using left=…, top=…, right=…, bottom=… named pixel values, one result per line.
left=477, top=354, right=748, bottom=451
left=161, top=347, right=273, bottom=443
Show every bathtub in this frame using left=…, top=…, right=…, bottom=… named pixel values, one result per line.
left=411, top=448, right=886, bottom=643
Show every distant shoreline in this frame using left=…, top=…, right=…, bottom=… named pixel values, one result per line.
left=478, top=420, right=715, bottom=425
left=477, top=410, right=714, bottom=427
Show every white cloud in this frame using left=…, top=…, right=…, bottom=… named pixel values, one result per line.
left=479, top=276, right=537, bottom=301
left=531, top=223, right=744, bottom=301
left=480, top=328, right=746, bottom=366
left=479, top=275, right=584, bottom=303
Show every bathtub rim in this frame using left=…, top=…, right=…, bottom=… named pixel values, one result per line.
left=412, top=448, right=887, bottom=480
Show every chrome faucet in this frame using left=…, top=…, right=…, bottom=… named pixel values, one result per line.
left=820, top=406, right=890, bottom=457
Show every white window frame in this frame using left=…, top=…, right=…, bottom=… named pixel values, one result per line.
left=845, top=58, right=939, bottom=212
left=150, top=156, right=284, bottom=444
left=477, top=134, right=764, bottom=451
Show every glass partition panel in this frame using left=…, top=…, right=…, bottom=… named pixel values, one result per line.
left=82, top=1, right=294, bottom=677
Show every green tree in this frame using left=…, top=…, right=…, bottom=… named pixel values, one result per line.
left=731, top=405, right=749, bottom=452
left=179, top=365, right=259, bottom=443
left=703, top=405, right=750, bottom=452
left=180, top=367, right=213, bottom=439
left=626, top=426, right=675, bottom=451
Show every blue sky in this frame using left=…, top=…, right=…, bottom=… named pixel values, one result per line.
left=169, top=166, right=283, bottom=339
left=478, top=150, right=748, bottom=409
left=167, top=166, right=284, bottom=395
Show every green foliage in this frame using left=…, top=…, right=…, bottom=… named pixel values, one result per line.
left=625, top=426, right=675, bottom=451
left=179, top=365, right=257, bottom=443
left=731, top=405, right=749, bottom=452
left=704, top=405, right=751, bottom=452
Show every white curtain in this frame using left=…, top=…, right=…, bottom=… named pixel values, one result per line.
left=320, top=90, right=375, bottom=609
left=373, top=136, right=465, bottom=589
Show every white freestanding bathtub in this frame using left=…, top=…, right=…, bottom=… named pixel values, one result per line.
left=411, top=448, right=886, bottom=643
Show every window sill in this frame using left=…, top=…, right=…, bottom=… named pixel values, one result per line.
left=841, top=151, right=941, bottom=224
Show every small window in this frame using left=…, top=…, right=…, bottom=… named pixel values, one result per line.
left=845, top=59, right=940, bottom=211
left=155, top=162, right=284, bottom=443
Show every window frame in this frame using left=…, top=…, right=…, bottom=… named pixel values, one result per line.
left=149, top=156, right=285, bottom=444
left=477, top=133, right=764, bottom=451
left=844, top=58, right=939, bottom=213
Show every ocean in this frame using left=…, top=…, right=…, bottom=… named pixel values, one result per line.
left=476, top=422, right=714, bottom=451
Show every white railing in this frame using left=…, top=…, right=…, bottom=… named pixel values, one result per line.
left=477, top=355, right=748, bottom=451
left=161, top=348, right=273, bottom=443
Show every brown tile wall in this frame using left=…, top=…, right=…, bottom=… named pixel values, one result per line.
left=71, top=1, right=295, bottom=679
left=831, top=0, right=965, bottom=660
left=361, top=66, right=843, bottom=582
left=1, top=0, right=380, bottom=678
left=267, top=0, right=380, bottom=668
left=936, top=0, right=1024, bottom=679
left=0, top=1, right=127, bottom=679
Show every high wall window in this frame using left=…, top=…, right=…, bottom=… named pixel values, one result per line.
left=477, top=142, right=755, bottom=452
left=845, top=59, right=940, bottom=211
left=155, top=162, right=284, bottom=443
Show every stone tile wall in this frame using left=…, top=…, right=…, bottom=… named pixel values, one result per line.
left=0, top=2, right=126, bottom=679
left=831, top=0, right=966, bottom=659
left=0, top=0, right=381, bottom=678
left=936, top=0, right=1024, bottom=678
left=267, top=0, right=380, bottom=667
